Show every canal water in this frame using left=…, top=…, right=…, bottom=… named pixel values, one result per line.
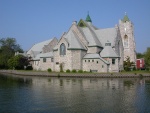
left=0, top=74, right=150, bottom=113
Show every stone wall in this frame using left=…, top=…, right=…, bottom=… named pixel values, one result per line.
left=119, top=20, right=136, bottom=63
left=114, top=26, right=124, bottom=70
left=53, top=37, right=87, bottom=72
left=82, top=59, right=108, bottom=72
left=107, top=58, right=119, bottom=72
left=39, top=57, right=54, bottom=71
left=32, top=60, right=40, bottom=70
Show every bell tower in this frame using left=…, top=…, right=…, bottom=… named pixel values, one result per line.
left=119, top=13, right=136, bottom=63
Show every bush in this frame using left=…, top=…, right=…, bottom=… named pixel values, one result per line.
left=66, top=69, right=70, bottom=73
left=26, top=66, right=33, bottom=70
left=139, top=74, right=143, bottom=78
left=124, top=67, right=130, bottom=71
left=133, top=66, right=136, bottom=71
left=72, top=69, right=76, bottom=73
left=47, top=68, right=52, bottom=72
left=58, top=73, right=60, bottom=77
left=146, top=68, right=149, bottom=71
left=78, top=70, right=83, bottom=73
left=59, top=63, right=63, bottom=72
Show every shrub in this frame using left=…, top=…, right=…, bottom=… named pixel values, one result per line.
left=26, top=66, right=33, bottom=70
left=124, top=67, right=130, bottom=71
left=139, top=74, right=143, bottom=78
left=47, top=68, right=52, bottom=72
left=84, top=71, right=87, bottom=73
left=72, top=69, right=76, bottom=73
left=146, top=68, right=149, bottom=71
left=59, top=63, right=63, bottom=72
left=78, top=70, right=83, bottom=73
left=66, top=69, right=70, bottom=73
left=133, top=66, right=136, bottom=71
left=58, top=73, right=60, bottom=77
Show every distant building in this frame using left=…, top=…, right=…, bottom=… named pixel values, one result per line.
left=136, top=58, right=145, bottom=70
left=19, top=14, right=136, bottom=72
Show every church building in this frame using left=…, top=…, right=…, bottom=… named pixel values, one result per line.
left=26, top=14, right=136, bottom=72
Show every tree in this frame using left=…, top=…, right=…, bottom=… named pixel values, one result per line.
left=123, top=56, right=135, bottom=71
left=0, top=37, right=23, bottom=69
left=144, top=47, right=150, bottom=68
left=137, top=52, right=144, bottom=59
left=8, top=55, right=29, bottom=70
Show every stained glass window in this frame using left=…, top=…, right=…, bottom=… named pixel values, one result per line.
left=60, top=43, right=66, bottom=55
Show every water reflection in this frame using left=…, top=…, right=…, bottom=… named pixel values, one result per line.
left=0, top=74, right=150, bottom=113
left=0, top=74, right=32, bottom=88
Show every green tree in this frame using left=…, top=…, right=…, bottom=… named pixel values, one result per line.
left=8, top=55, right=28, bottom=70
left=144, top=47, right=150, bottom=68
left=0, top=37, right=23, bottom=69
left=123, top=56, right=135, bottom=71
left=137, top=52, right=145, bottom=59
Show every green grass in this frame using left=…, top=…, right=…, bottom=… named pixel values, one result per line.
left=7, top=69, right=150, bottom=74
left=120, top=70, right=150, bottom=74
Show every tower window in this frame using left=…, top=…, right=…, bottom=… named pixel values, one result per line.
left=124, top=35, right=128, bottom=48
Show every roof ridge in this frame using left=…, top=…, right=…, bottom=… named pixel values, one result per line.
left=83, top=20, right=103, bottom=47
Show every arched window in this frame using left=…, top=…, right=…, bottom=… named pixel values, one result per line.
left=60, top=43, right=66, bottom=55
left=124, top=35, right=128, bottom=48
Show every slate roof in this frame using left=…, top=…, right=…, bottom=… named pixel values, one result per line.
left=83, top=53, right=109, bottom=64
left=95, top=28, right=117, bottom=47
left=100, top=44, right=119, bottom=58
left=33, top=52, right=53, bottom=60
left=64, top=30, right=87, bottom=50
left=79, top=20, right=103, bottom=47
left=27, top=39, right=53, bottom=55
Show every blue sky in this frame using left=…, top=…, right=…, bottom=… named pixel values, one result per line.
left=0, top=0, right=150, bottom=53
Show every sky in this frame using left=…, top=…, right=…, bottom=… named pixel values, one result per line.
left=0, top=0, right=150, bottom=53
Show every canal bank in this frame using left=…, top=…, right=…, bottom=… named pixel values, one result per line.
left=0, top=70, right=150, bottom=78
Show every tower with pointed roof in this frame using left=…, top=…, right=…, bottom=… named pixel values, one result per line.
left=86, top=13, right=92, bottom=22
left=119, top=13, right=136, bottom=63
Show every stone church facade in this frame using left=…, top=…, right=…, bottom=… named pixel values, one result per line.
left=25, top=14, right=136, bottom=73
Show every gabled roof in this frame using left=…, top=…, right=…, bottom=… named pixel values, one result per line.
left=100, top=43, right=119, bottom=58
left=83, top=53, right=109, bottom=64
left=65, top=30, right=87, bottom=50
left=27, top=39, right=53, bottom=55
left=33, top=52, right=53, bottom=60
left=95, top=28, right=117, bottom=47
left=79, top=20, right=103, bottom=48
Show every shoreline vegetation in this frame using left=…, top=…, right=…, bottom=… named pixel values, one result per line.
left=0, top=70, right=150, bottom=78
